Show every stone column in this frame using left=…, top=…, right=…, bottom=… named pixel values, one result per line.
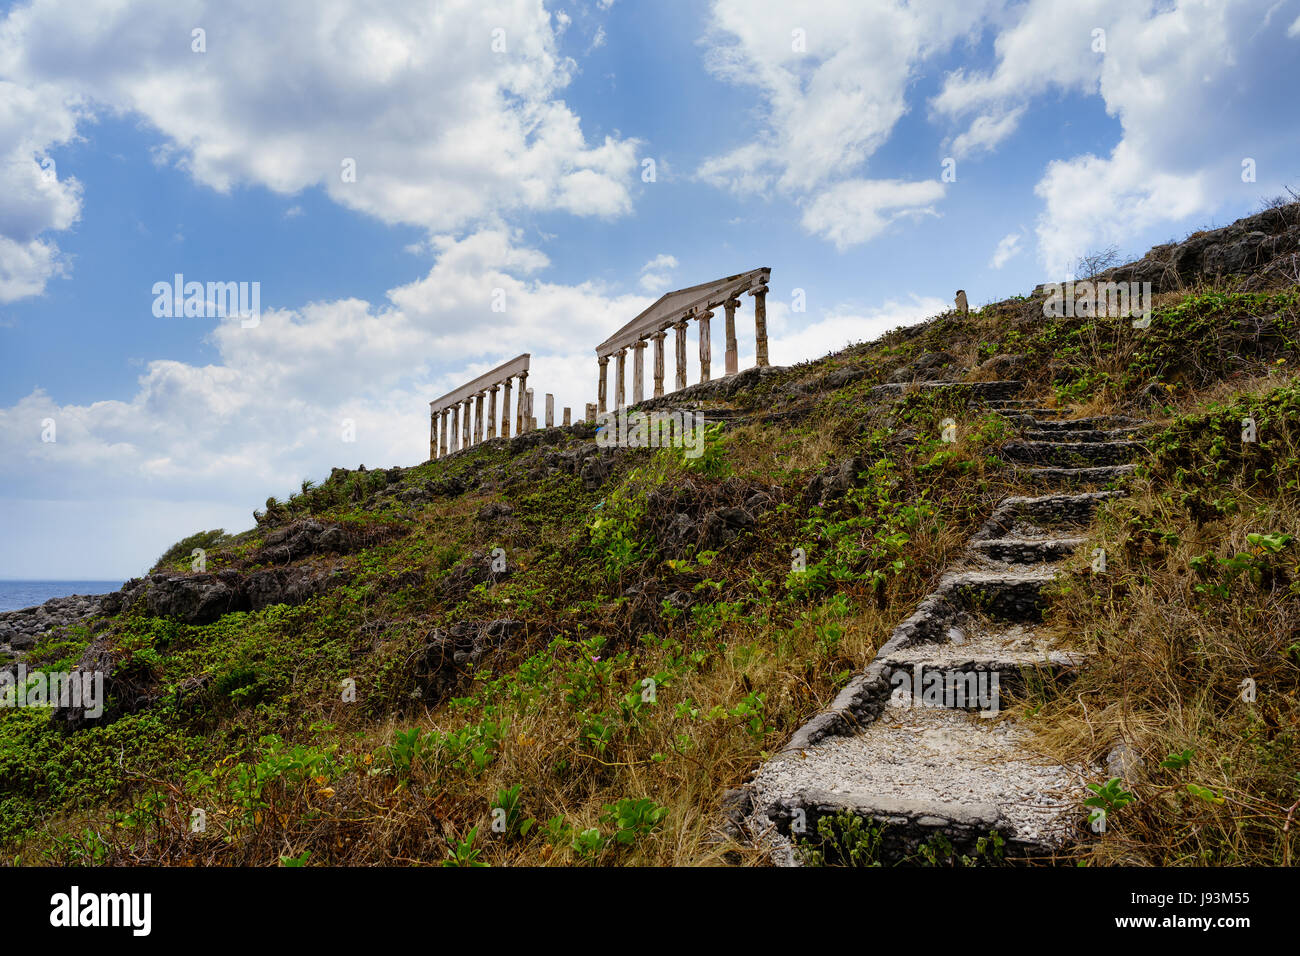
left=585, top=402, right=597, bottom=423
left=545, top=393, right=554, bottom=428
left=750, top=284, right=769, bottom=367
left=473, top=392, right=485, bottom=444
left=442, top=409, right=450, bottom=456
left=563, top=407, right=571, bottom=426
left=597, top=356, right=609, bottom=414
left=724, top=297, right=740, bottom=376
left=430, top=408, right=438, bottom=460
left=674, top=319, right=688, bottom=390
left=501, top=378, right=513, bottom=439
left=632, top=340, right=646, bottom=405
left=697, top=309, right=713, bottom=383
left=516, top=372, right=528, bottom=434
left=527, top=388, right=535, bottom=430
left=487, top=385, right=499, bottom=439
left=615, top=349, right=627, bottom=409
left=450, top=405, right=460, bottom=453
left=462, top=399, right=472, bottom=448
left=652, top=330, right=666, bottom=398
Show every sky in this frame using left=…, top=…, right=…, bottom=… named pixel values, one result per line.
left=1, top=0, right=1299, bottom=579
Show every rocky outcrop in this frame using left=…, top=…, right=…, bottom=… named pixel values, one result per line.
left=0, top=592, right=106, bottom=658
left=415, top=619, right=521, bottom=702
left=1073, top=202, right=1300, bottom=292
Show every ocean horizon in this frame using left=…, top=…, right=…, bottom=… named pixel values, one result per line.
left=0, top=580, right=124, bottom=614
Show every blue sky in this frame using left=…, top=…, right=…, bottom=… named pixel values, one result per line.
left=2, top=0, right=1298, bottom=578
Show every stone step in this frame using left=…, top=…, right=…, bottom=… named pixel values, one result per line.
left=876, top=619, right=1082, bottom=711
left=1022, top=416, right=1142, bottom=432
left=972, top=491, right=1122, bottom=541
left=1003, top=439, right=1143, bottom=467
left=1020, top=464, right=1137, bottom=485
left=969, top=536, right=1086, bottom=563
left=870, top=380, right=1024, bottom=402
left=1023, top=427, right=1141, bottom=443
left=756, top=707, right=1083, bottom=864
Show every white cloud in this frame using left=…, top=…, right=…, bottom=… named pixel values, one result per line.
left=988, top=231, right=1022, bottom=269
left=0, top=0, right=640, bottom=257
left=696, top=0, right=995, bottom=247
left=0, top=79, right=84, bottom=301
left=800, top=179, right=944, bottom=250
left=1288, top=14, right=1300, bottom=37
left=933, top=0, right=1300, bottom=274
left=638, top=253, right=678, bottom=293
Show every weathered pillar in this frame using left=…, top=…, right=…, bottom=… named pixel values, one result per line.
left=674, top=318, right=688, bottom=390
left=545, top=393, right=554, bottom=428
left=615, top=349, right=627, bottom=409
left=450, top=405, right=460, bottom=453
left=516, top=372, right=528, bottom=434
left=585, top=402, right=597, bottom=423
left=430, top=407, right=438, bottom=460
left=724, top=297, right=740, bottom=376
left=597, top=356, right=609, bottom=414
left=473, top=392, right=485, bottom=444
left=697, top=309, right=713, bottom=383
left=526, top=388, right=535, bottom=430
left=501, top=378, right=512, bottom=439
left=563, top=407, right=571, bottom=426
left=442, top=408, right=450, bottom=456
left=487, top=385, right=499, bottom=438
left=632, top=340, right=646, bottom=405
left=750, top=284, right=769, bottom=367
left=462, top=399, right=472, bottom=448
left=651, top=330, right=666, bottom=398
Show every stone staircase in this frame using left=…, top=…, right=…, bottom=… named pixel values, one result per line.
left=740, top=386, right=1147, bottom=865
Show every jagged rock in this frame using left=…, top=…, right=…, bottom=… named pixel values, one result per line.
left=803, top=456, right=862, bottom=507
left=887, top=350, right=960, bottom=384
left=244, top=564, right=348, bottom=611
left=144, top=573, right=244, bottom=625
left=581, top=453, right=611, bottom=490
left=978, top=353, right=1026, bottom=378
left=48, top=633, right=154, bottom=732
left=416, top=619, right=520, bottom=701
left=477, top=501, right=515, bottom=522
left=257, top=519, right=350, bottom=563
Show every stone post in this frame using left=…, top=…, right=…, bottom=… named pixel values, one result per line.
left=563, top=407, right=571, bottom=426
left=674, top=318, right=688, bottom=390
left=501, top=378, right=513, bottom=439
left=632, top=340, right=646, bottom=405
left=430, top=408, right=438, bottom=460
left=545, top=393, right=554, bottom=428
left=585, top=402, right=597, bottom=423
left=527, top=388, right=536, bottom=430
left=516, top=371, right=528, bottom=434
left=597, top=356, right=609, bottom=414
left=724, top=297, right=740, bottom=376
left=652, top=330, right=666, bottom=398
left=442, top=409, right=450, bottom=456
left=474, top=392, right=485, bottom=444
left=615, top=348, right=627, bottom=409
left=697, top=309, right=713, bottom=383
left=750, top=284, right=769, bottom=367
left=487, top=385, right=499, bottom=439
left=450, top=405, right=460, bottom=453
left=462, top=399, right=472, bottom=448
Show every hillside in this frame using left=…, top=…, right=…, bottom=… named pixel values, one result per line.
left=2, top=202, right=1298, bottom=866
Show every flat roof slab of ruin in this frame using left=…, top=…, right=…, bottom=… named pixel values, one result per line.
left=429, top=353, right=529, bottom=412
left=596, top=267, right=770, bottom=358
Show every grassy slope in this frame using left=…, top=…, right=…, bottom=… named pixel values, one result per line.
left=2, top=280, right=1298, bottom=867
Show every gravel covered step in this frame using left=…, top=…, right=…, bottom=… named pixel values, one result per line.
left=969, top=535, right=1086, bottom=563
left=754, top=707, right=1083, bottom=864
left=1003, top=439, right=1143, bottom=466
left=1023, top=427, right=1142, bottom=442
left=1021, top=463, right=1137, bottom=485
left=1021, top=415, right=1143, bottom=432
left=972, top=491, right=1122, bottom=540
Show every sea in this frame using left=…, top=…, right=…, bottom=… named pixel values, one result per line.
left=0, top=581, right=124, bottom=614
